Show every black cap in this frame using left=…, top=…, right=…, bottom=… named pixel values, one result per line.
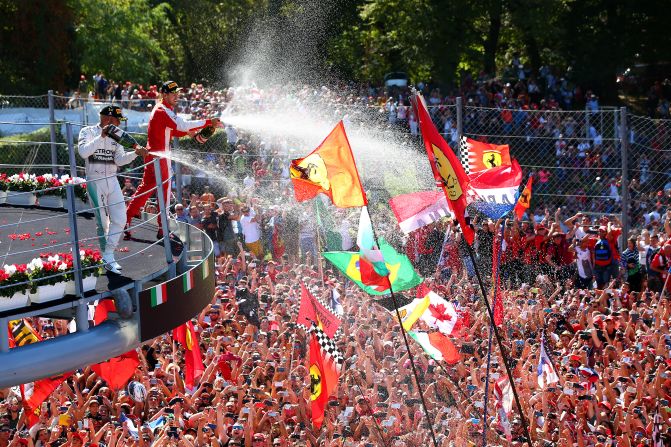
left=160, top=80, right=181, bottom=94
left=99, top=105, right=126, bottom=120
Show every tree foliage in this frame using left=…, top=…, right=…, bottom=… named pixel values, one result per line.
left=326, top=0, right=671, bottom=100
left=0, top=0, right=670, bottom=99
left=73, top=0, right=172, bottom=84
left=0, top=0, right=77, bottom=94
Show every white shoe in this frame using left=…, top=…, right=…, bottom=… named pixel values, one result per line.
left=102, top=253, right=121, bottom=274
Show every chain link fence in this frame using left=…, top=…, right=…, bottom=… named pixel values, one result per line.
left=2, top=91, right=671, bottom=237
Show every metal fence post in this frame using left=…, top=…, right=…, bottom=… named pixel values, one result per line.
left=173, top=138, right=183, bottom=205
left=620, top=107, right=630, bottom=243
left=48, top=90, right=58, bottom=175
left=153, top=158, right=174, bottom=267
left=65, top=123, right=88, bottom=332
left=456, top=97, right=463, bottom=155
left=585, top=106, right=590, bottom=140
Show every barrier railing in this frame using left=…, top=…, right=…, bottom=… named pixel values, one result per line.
left=4, top=92, right=671, bottom=241
left=0, top=122, right=182, bottom=349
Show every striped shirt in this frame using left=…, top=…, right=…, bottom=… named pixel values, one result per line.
left=621, top=248, right=640, bottom=273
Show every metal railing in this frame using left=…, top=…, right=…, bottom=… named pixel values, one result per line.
left=4, top=91, right=671, bottom=241
left=0, top=122, right=184, bottom=350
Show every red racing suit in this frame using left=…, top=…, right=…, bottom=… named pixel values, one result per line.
left=126, top=102, right=211, bottom=228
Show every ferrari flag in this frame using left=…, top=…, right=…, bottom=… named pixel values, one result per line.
left=413, top=94, right=474, bottom=244
left=290, top=121, right=367, bottom=208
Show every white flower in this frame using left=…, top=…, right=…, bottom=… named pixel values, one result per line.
left=79, top=250, right=86, bottom=257
left=4, top=264, right=17, bottom=276
left=58, top=262, right=69, bottom=271
left=27, top=258, right=44, bottom=272
left=47, top=255, right=60, bottom=263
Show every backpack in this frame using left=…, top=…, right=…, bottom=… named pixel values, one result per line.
left=593, top=239, right=612, bottom=267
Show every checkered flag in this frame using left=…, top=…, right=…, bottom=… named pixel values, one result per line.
left=311, top=323, right=343, bottom=372
left=459, top=136, right=470, bottom=174
left=295, top=283, right=343, bottom=340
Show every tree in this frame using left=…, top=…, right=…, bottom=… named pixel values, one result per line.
left=0, top=0, right=77, bottom=94
left=160, top=0, right=262, bottom=84
left=72, top=0, right=172, bottom=85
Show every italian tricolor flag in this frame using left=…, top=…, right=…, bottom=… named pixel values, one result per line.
left=183, top=270, right=194, bottom=293
left=202, top=259, right=209, bottom=279
left=151, top=283, right=168, bottom=307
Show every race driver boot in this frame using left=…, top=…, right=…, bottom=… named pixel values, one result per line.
left=102, top=249, right=122, bottom=274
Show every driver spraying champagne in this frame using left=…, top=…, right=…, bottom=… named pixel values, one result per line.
left=124, top=80, right=220, bottom=239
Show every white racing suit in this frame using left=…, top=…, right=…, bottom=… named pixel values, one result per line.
left=78, top=125, right=137, bottom=257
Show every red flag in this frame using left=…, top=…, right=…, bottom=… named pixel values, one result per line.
left=463, top=137, right=512, bottom=173
left=309, top=326, right=340, bottom=430
left=389, top=190, right=453, bottom=234
left=492, top=232, right=504, bottom=327
left=173, top=321, right=204, bottom=389
left=290, top=121, right=367, bottom=208
left=514, top=176, right=533, bottom=220
left=413, top=94, right=475, bottom=244
left=21, top=372, right=72, bottom=426
left=91, top=350, right=140, bottom=390
left=93, top=299, right=116, bottom=326
left=296, top=284, right=341, bottom=338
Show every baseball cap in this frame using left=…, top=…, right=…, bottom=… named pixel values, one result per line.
left=99, top=105, right=126, bottom=120
left=160, top=80, right=181, bottom=94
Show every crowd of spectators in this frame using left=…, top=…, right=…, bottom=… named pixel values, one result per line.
left=4, top=174, right=671, bottom=446
left=4, top=67, right=671, bottom=447
left=68, top=65, right=671, bottom=230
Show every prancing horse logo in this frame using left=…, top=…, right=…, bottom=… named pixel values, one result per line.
left=310, top=364, right=322, bottom=400
left=291, top=154, right=331, bottom=191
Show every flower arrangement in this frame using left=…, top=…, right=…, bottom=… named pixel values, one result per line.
left=0, top=263, right=30, bottom=298
left=27, top=254, right=71, bottom=292
left=6, top=173, right=37, bottom=192
left=0, top=249, right=103, bottom=299
left=77, top=249, right=104, bottom=278
left=0, top=173, right=88, bottom=202
left=63, top=175, right=88, bottom=202
left=35, top=174, right=66, bottom=198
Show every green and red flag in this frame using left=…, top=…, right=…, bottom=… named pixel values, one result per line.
left=323, top=238, right=422, bottom=295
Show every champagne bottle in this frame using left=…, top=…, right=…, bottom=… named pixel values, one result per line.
left=104, top=124, right=140, bottom=149
left=194, top=125, right=215, bottom=144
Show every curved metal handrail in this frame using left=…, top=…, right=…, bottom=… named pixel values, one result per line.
left=0, top=219, right=214, bottom=387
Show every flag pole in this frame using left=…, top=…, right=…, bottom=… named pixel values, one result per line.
left=352, top=381, right=391, bottom=447
left=464, top=239, right=533, bottom=447
left=314, top=201, right=326, bottom=287
left=481, top=220, right=505, bottom=447
left=367, top=209, right=440, bottom=447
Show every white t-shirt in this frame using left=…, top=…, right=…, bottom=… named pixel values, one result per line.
left=575, top=246, right=593, bottom=279
left=239, top=209, right=261, bottom=243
